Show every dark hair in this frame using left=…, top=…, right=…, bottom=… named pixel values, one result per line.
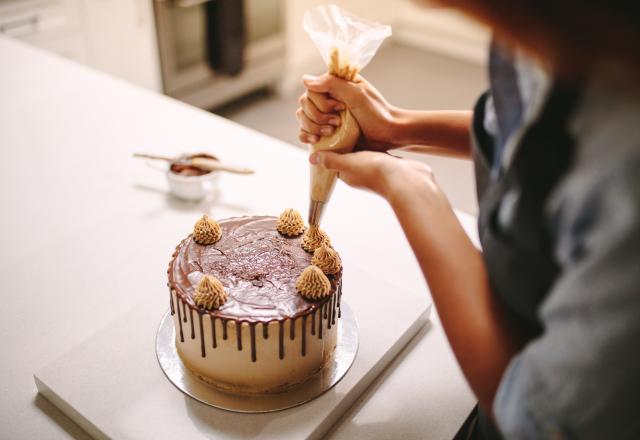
left=438, top=0, right=640, bottom=74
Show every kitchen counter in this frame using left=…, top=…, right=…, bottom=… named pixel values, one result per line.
left=0, top=36, right=476, bottom=439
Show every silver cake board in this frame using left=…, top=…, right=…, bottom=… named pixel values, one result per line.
left=155, top=302, right=359, bottom=413
left=34, top=263, right=431, bottom=440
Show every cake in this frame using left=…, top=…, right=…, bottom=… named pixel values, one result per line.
left=167, top=213, right=343, bottom=393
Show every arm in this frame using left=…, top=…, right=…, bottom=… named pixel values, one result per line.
left=297, top=74, right=473, bottom=158
left=310, top=150, right=522, bottom=414
left=393, top=109, right=472, bottom=157
left=386, top=163, right=521, bottom=410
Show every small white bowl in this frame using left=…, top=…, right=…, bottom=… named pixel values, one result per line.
left=146, top=157, right=220, bottom=201
left=166, top=169, right=220, bottom=201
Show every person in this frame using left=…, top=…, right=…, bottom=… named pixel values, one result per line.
left=296, top=1, right=640, bottom=438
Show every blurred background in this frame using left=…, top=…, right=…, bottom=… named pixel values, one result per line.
left=0, top=0, right=489, bottom=214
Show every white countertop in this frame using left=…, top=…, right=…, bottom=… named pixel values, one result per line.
left=0, top=36, right=475, bottom=439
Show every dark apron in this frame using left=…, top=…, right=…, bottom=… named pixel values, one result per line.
left=465, top=45, right=581, bottom=439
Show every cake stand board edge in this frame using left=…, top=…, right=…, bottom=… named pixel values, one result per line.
left=308, top=304, right=430, bottom=439
left=33, top=264, right=432, bottom=440
left=34, top=375, right=108, bottom=440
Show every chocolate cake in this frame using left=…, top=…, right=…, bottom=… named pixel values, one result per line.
left=167, top=215, right=342, bottom=393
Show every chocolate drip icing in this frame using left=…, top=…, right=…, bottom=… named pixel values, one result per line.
left=236, top=321, right=242, bottom=350
left=250, top=323, right=257, bottom=362
left=167, top=217, right=346, bottom=362
left=198, top=312, right=205, bottom=357
left=301, top=315, right=307, bottom=356
left=189, top=308, right=195, bottom=339
left=332, top=294, right=337, bottom=326
left=170, top=278, right=343, bottom=353
left=211, top=316, right=217, bottom=348
left=278, top=321, right=284, bottom=360
left=176, top=294, right=184, bottom=342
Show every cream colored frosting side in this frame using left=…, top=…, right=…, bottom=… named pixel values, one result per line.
left=193, top=214, right=222, bottom=245
left=296, top=265, right=331, bottom=300
left=276, top=208, right=305, bottom=237
left=194, top=275, right=227, bottom=310
left=171, top=290, right=339, bottom=394
left=311, top=243, right=342, bottom=275
left=301, top=225, right=330, bottom=253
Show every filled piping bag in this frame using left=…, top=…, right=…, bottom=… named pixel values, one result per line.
left=303, top=4, right=391, bottom=226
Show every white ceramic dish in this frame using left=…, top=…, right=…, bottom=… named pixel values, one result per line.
left=166, top=168, right=219, bottom=201
left=147, top=160, right=220, bottom=201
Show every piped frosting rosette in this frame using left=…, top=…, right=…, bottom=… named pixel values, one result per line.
left=296, top=265, right=331, bottom=300
left=276, top=208, right=305, bottom=237
left=193, top=275, right=228, bottom=310
left=312, top=243, right=341, bottom=275
left=301, top=225, right=330, bottom=253
left=193, top=214, right=222, bottom=245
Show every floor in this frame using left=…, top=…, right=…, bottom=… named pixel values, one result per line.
left=216, top=43, right=487, bottom=215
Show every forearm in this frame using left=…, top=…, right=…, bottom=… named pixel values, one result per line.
left=390, top=109, right=473, bottom=158
left=385, top=177, right=522, bottom=414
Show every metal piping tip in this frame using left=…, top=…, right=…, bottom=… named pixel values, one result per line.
left=308, top=199, right=326, bottom=226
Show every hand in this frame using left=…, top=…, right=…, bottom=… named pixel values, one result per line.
left=297, top=74, right=399, bottom=151
left=309, top=150, right=439, bottom=202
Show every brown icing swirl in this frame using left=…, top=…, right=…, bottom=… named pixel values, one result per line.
left=194, top=275, right=227, bottom=310
left=193, top=214, right=222, bottom=245
left=301, top=225, right=330, bottom=253
left=311, top=243, right=342, bottom=275
left=168, top=216, right=340, bottom=322
left=296, top=265, right=331, bottom=300
left=276, top=208, right=305, bottom=237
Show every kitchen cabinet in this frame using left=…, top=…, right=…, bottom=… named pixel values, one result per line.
left=82, top=0, right=161, bottom=91
left=0, top=0, right=88, bottom=62
left=0, top=0, right=161, bottom=91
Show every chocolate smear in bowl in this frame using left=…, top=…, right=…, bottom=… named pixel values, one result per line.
left=170, top=153, right=219, bottom=177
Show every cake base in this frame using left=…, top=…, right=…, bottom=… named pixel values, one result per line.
left=156, top=302, right=358, bottom=413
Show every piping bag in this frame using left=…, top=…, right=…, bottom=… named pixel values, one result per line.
left=303, top=5, right=391, bottom=226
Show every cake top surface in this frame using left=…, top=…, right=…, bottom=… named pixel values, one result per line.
left=169, top=216, right=337, bottom=321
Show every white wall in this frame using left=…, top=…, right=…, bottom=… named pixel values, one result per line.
left=281, top=0, right=488, bottom=95
left=282, top=0, right=402, bottom=94
left=0, top=0, right=161, bottom=91
left=394, top=2, right=489, bottom=65
left=81, top=0, right=161, bottom=91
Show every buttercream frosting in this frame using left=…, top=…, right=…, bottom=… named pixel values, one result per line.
left=194, top=275, right=228, bottom=310
left=193, top=214, right=222, bottom=245
left=311, top=243, right=342, bottom=275
left=276, top=208, right=305, bottom=237
left=301, top=225, right=330, bottom=253
left=296, top=265, right=331, bottom=300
